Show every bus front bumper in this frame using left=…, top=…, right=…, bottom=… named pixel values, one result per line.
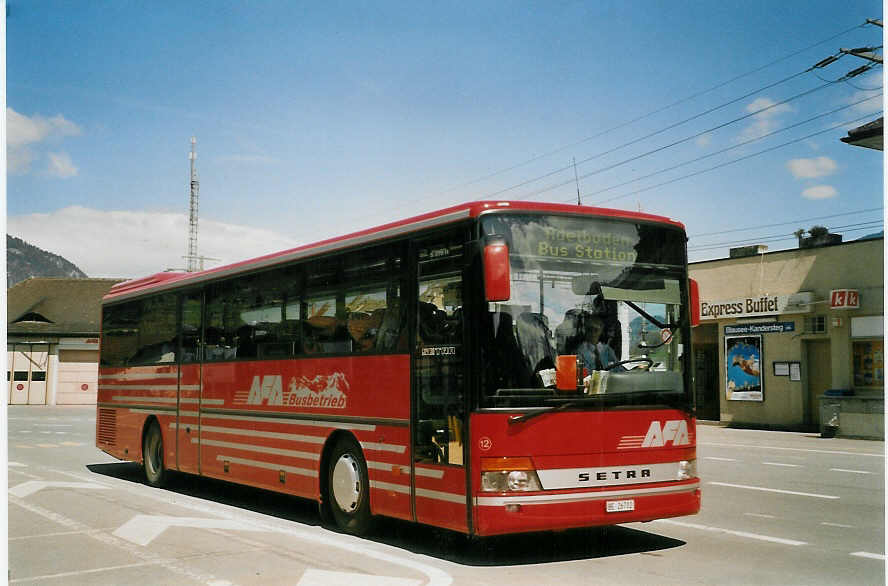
left=473, top=480, right=700, bottom=536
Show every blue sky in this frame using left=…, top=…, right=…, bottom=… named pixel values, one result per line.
left=7, top=1, right=884, bottom=278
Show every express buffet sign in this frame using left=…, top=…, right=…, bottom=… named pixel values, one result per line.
left=699, top=295, right=808, bottom=320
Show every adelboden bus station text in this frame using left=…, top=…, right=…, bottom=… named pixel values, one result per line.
left=536, top=228, right=638, bottom=261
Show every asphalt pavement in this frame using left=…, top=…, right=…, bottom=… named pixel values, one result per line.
left=7, top=406, right=885, bottom=585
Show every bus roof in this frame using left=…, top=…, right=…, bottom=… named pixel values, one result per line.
left=104, top=200, right=684, bottom=303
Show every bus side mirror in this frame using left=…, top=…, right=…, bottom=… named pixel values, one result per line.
left=689, top=278, right=700, bottom=327
left=483, top=236, right=510, bottom=302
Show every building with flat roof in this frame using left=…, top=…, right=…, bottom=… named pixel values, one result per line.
left=690, top=236, right=883, bottom=439
left=7, top=277, right=124, bottom=405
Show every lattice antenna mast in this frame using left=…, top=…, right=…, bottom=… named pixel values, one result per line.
left=185, top=136, right=201, bottom=272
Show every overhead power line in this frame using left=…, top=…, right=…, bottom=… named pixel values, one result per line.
left=584, top=110, right=882, bottom=206
left=443, top=20, right=873, bottom=196
left=566, top=93, right=881, bottom=202
left=689, top=207, right=884, bottom=238
left=688, top=221, right=883, bottom=252
left=483, top=70, right=817, bottom=200
left=518, top=78, right=858, bottom=201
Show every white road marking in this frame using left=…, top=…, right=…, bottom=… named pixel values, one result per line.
left=52, top=467, right=455, bottom=586
left=8, top=462, right=27, bottom=467
left=111, top=512, right=452, bottom=585
left=708, top=482, right=839, bottom=500
left=9, top=495, right=225, bottom=584
left=821, top=522, right=854, bottom=528
left=744, top=513, right=777, bottom=519
left=706, top=442, right=885, bottom=458
left=9, top=560, right=162, bottom=583
left=9, top=468, right=42, bottom=480
left=704, top=456, right=738, bottom=462
left=114, top=514, right=269, bottom=547
left=830, top=468, right=872, bottom=474
left=851, top=551, right=886, bottom=560
left=653, top=519, right=807, bottom=546
left=762, top=462, right=802, bottom=468
left=10, top=528, right=118, bottom=541
left=9, top=481, right=112, bottom=498
left=298, top=569, right=421, bottom=586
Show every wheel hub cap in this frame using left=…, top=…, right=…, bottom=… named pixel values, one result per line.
left=331, top=454, right=361, bottom=512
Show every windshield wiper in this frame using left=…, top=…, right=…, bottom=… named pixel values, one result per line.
left=508, top=400, right=582, bottom=425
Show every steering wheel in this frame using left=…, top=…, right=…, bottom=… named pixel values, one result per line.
left=606, top=357, right=654, bottom=371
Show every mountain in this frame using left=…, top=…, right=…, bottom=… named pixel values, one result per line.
left=7, top=235, right=88, bottom=288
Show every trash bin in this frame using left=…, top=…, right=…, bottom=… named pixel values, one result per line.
left=820, top=398, right=842, bottom=438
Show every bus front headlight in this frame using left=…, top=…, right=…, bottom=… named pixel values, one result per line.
left=677, top=459, right=697, bottom=481
left=481, top=457, right=543, bottom=492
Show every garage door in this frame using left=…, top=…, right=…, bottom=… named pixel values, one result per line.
left=8, top=345, right=49, bottom=405
left=57, top=349, right=99, bottom=405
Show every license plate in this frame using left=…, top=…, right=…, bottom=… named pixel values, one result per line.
left=606, top=499, right=635, bottom=513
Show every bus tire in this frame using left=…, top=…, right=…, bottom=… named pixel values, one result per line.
left=143, top=420, right=166, bottom=488
left=327, top=437, right=373, bottom=535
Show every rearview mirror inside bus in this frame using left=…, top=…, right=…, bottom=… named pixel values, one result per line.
left=483, top=236, right=510, bottom=302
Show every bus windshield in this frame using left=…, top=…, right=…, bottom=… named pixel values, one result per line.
left=479, top=213, right=690, bottom=410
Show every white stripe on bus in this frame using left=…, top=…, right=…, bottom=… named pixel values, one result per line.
left=110, top=394, right=220, bottom=404
left=360, top=441, right=407, bottom=454
left=415, top=487, right=466, bottom=504
left=414, top=467, right=446, bottom=479
left=196, top=438, right=320, bottom=461
left=99, top=373, right=178, bottom=381
left=475, top=481, right=699, bottom=507
left=200, top=425, right=326, bottom=444
left=367, top=461, right=410, bottom=475
left=200, top=411, right=378, bottom=431
left=370, top=480, right=411, bottom=495
left=215, top=455, right=318, bottom=477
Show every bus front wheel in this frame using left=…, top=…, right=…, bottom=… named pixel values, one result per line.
left=327, top=437, right=373, bottom=535
left=143, top=421, right=166, bottom=488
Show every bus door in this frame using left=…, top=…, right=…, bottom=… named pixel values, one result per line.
left=176, top=291, right=203, bottom=474
left=412, top=233, right=469, bottom=533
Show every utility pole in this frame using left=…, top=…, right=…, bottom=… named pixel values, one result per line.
left=811, top=18, right=883, bottom=72
left=838, top=46, right=883, bottom=65
left=573, top=157, right=581, bottom=205
left=185, top=136, right=201, bottom=272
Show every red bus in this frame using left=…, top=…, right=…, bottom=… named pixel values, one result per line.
left=96, top=200, right=700, bottom=536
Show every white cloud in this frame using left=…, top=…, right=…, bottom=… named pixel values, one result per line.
left=695, top=133, right=712, bottom=147
left=786, top=156, right=838, bottom=179
left=47, top=152, right=79, bottom=178
left=6, top=107, right=82, bottom=175
left=846, top=72, right=883, bottom=115
left=7, top=206, right=301, bottom=278
left=739, top=97, right=793, bottom=141
left=801, top=185, right=837, bottom=200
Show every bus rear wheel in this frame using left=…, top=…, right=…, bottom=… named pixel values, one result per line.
left=143, top=421, right=166, bottom=487
left=327, top=437, right=373, bottom=535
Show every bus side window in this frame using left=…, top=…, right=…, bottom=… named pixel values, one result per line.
left=180, top=291, right=202, bottom=363
left=100, top=300, right=141, bottom=367
left=129, top=294, right=177, bottom=365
